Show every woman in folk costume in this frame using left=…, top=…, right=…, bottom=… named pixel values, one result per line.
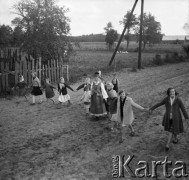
left=31, top=72, right=43, bottom=104
left=14, top=74, right=28, bottom=100
left=106, top=82, right=118, bottom=121
left=58, top=77, right=74, bottom=106
left=150, top=88, right=189, bottom=151
left=90, top=72, right=108, bottom=118
left=44, top=78, right=56, bottom=104
left=111, top=72, right=119, bottom=93
left=116, top=90, right=148, bottom=143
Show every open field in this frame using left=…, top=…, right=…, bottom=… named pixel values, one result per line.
left=0, top=61, right=189, bottom=180
left=68, top=46, right=187, bottom=83
left=73, top=41, right=184, bottom=53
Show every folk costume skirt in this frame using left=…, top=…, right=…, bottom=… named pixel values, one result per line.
left=58, top=93, right=70, bottom=103
left=90, top=93, right=107, bottom=116
left=31, top=87, right=43, bottom=96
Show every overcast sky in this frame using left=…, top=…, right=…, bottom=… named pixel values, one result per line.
left=0, top=0, right=188, bottom=36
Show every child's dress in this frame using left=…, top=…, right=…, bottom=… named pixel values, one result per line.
left=31, top=77, right=43, bottom=96
left=15, top=81, right=27, bottom=96
left=58, top=83, right=74, bottom=103
left=44, top=83, right=55, bottom=99
left=81, top=90, right=91, bottom=108
left=116, top=96, right=144, bottom=126
left=107, top=89, right=118, bottom=120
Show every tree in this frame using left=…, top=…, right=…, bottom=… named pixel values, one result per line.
left=12, top=0, right=71, bottom=62
left=0, top=25, right=13, bottom=47
left=104, top=22, right=118, bottom=50
left=135, top=13, right=163, bottom=50
left=120, top=10, right=138, bottom=50
left=12, top=26, right=25, bottom=46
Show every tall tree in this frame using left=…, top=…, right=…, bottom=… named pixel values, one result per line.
left=135, top=13, right=163, bottom=50
left=120, top=10, right=138, bottom=50
left=104, top=22, right=118, bottom=50
left=12, top=26, right=24, bottom=46
left=0, top=25, right=13, bottom=47
left=12, top=0, right=71, bottom=62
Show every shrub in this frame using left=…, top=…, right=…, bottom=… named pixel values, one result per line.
left=182, top=43, right=189, bottom=59
left=153, top=54, right=164, bottom=65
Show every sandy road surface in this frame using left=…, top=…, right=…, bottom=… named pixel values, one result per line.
left=0, top=62, right=189, bottom=180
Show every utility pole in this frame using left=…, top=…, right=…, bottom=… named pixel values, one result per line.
left=108, top=0, right=138, bottom=66
left=138, top=0, right=144, bottom=69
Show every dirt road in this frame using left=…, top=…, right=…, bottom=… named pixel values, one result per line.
left=0, top=62, right=189, bottom=180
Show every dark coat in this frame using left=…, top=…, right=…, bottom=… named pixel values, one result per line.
left=58, top=83, right=74, bottom=95
left=44, top=83, right=55, bottom=99
left=150, top=96, right=189, bottom=135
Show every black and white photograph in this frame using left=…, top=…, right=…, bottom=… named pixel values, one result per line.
left=0, top=0, right=189, bottom=179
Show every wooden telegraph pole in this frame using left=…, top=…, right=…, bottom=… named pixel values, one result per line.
left=108, top=0, right=145, bottom=70
left=108, top=0, right=138, bottom=66
left=138, top=0, right=144, bottom=69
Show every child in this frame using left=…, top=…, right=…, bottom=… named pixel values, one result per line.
left=80, top=84, right=91, bottom=116
left=30, top=72, right=43, bottom=104
left=14, top=75, right=28, bottom=100
left=58, top=77, right=74, bottom=106
left=44, top=78, right=56, bottom=104
left=106, top=82, right=118, bottom=121
left=116, top=90, right=148, bottom=143
left=90, top=71, right=108, bottom=119
left=76, top=77, right=91, bottom=92
left=149, top=88, right=189, bottom=151
left=111, top=72, right=119, bottom=93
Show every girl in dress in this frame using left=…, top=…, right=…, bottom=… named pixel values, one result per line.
left=150, top=88, right=189, bottom=151
left=58, top=77, right=74, bottom=106
left=106, top=82, right=118, bottom=121
left=31, top=72, right=43, bottom=104
left=14, top=75, right=28, bottom=100
left=116, top=90, right=148, bottom=143
left=90, top=72, right=108, bottom=119
left=44, top=78, right=56, bottom=104
left=111, top=72, right=119, bottom=93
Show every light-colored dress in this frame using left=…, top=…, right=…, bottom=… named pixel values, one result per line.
left=116, top=96, right=144, bottom=126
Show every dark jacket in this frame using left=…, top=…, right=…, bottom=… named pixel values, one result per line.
left=76, top=83, right=91, bottom=91
left=150, top=96, right=189, bottom=135
left=58, top=83, right=74, bottom=95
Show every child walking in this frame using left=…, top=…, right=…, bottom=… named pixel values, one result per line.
left=44, top=78, right=56, bottom=104
left=30, top=72, right=43, bottom=104
left=111, top=72, right=119, bottom=93
left=116, top=90, right=148, bottom=143
left=106, top=82, right=118, bottom=121
left=149, top=88, right=189, bottom=151
left=14, top=75, right=28, bottom=100
left=58, top=77, right=74, bottom=107
left=76, top=77, right=91, bottom=92
left=80, top=83, right=91, bottom=116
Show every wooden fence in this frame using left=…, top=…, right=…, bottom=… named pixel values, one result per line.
left=0, top=48, right=69, bottom=93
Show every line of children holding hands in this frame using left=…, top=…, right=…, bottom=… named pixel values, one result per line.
left=15, top=71, right=189, bottom=150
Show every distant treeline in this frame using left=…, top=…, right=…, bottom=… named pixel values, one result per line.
left=69, top=34, right=139, bottom=42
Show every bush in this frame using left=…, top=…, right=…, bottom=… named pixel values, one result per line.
left=153, top=54, right=164, bottom=65
left=182, top=43, right=189, bottom=59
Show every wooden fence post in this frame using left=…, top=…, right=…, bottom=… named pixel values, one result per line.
left=39, top=57, right=41, bottom=83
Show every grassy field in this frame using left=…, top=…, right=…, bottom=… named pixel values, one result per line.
left=68, top=42, right=186, bottom=83
left=73, top=41, right=184, bottom=53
